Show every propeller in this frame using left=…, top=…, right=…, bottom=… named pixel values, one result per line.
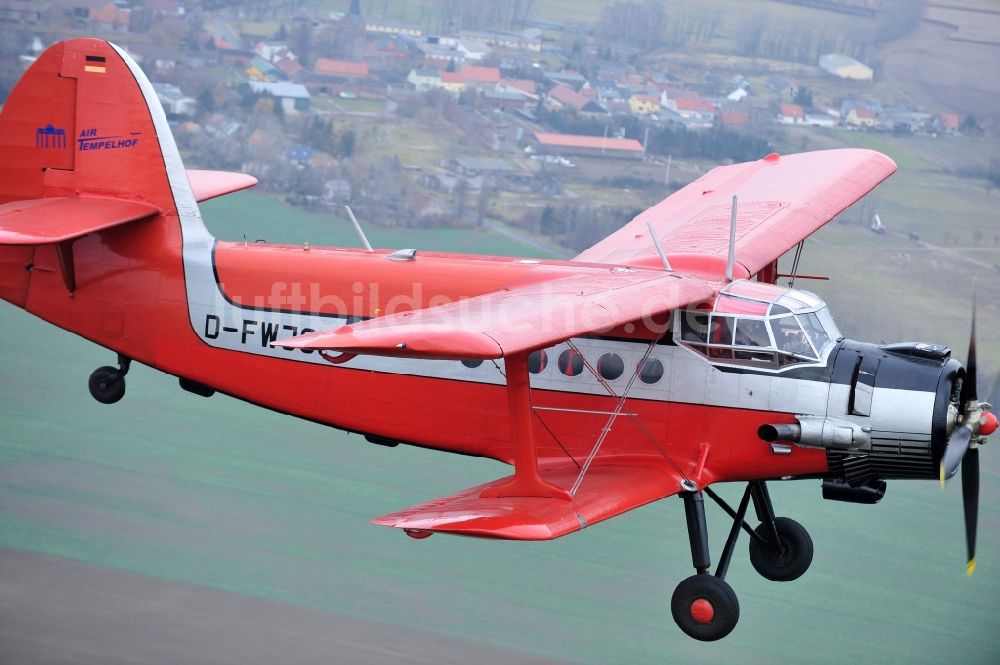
left=938, top=299, right=993, bottom=575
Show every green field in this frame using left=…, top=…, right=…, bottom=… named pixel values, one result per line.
left=2, top=191, right=999, bottom=664
left=202, top=190, right=553, bottom=257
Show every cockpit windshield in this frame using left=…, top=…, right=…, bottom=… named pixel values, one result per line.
left=676, top=282, right=841, bottom=371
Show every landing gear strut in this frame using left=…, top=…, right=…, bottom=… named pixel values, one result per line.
left=670, top=481, right=812, bottom=641
left=88, top=354, right=130, bottom=404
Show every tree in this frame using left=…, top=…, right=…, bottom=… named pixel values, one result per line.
left=597, top=1, right=667, bottom=50
left=339, top=129, right=356, bottom=157
left=455, top=178, right=470, bottom=220
left=793, top=86, right=813, bottom=111
left=961, top=116, right=984, bottom=136
left=196, top=88, right=215, bottom=115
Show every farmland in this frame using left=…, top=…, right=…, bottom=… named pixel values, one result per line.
left=2, top=190, right=1000, bottom=664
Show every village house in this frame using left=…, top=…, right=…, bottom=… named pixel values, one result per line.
left=777, top=103, right=805, bottom=125
left=819, top=53, right=873, bottom=81
left=153, top=82, right=196, bottom=117
left=718, top=108, right=750, bottom=129
left=547, top=84, right=607, bottom=114
left=439, top=71, right=467, bottom=96
left=365, top=20, right=423, bottom=38
left=249, top=81, right=311, bottom=114
left=461, top=29, right=543, bottom=53
left=496, top=79, right=539, bottom=101
left=628, top=93, right=659, bottom=115
left=406, top=68, right=441, bottom=92
left=458, top=65, right=501, bottom=89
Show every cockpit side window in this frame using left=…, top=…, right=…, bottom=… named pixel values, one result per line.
left=771, top=315, right=816, bottom=359
left=676, top=291, right=838, bottom=372
left=734, top=318, right=770, bottom=347
left=797, top=312, right=832, bottom=357
left=681, top=312, right=709, bottom=343
left=708, top=315, right=736, bottom=359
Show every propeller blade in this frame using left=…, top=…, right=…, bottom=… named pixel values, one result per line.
left=940, top=424, right=972, bottom=485
left=962, top=448, right=979, bottom=575
left=962, top=299, right=977, bottom=406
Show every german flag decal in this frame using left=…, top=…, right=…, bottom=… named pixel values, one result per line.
left=84, top=54, right=106, bottom=74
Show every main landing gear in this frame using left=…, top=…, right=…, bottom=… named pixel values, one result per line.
left=88, top=354, right=131, bottom=404
left=671, top=481, right=813, bottom=641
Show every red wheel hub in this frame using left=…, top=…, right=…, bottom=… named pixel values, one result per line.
left=689, top=598, right=715, bottom=624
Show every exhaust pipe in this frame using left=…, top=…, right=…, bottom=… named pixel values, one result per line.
left=758, top=423, right=801, bottom=443
left=759, top=416, right=871, bottom=451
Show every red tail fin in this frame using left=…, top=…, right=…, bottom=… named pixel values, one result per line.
left=0, top=38, right=178, bottom=210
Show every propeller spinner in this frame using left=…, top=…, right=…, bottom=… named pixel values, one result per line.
left=939, top=300, right=997, bottom=575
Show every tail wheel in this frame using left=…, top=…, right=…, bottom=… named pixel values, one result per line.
left=670, top=574, right=740, bottom=641
left=404, top=529, right=432, bottom=540
left=88, top=366, right=126, bottom=404
left=748, top=516, right=813, bottom=582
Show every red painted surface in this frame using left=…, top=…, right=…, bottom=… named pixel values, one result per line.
left=981, top=412, right=998, bottom=436
left=0, top=38, right=859, bottom=542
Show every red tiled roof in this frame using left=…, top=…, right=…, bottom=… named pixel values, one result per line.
left=548, top=84, right=589, bottom=111
left=780, top=103, right=805, bottom=118
left=853, top=107, right=875, bottom=119
left=499, top=79, right=536, bottom=95
left=939, top=112, right=959, bottom=129
left=441, top=71, right=465, bottom=84
left=459, top=65, right=500, bottom=84
left=720, top=110, right=749, bottom=126
left=275, top=57, right=302, bottom=79
left=675, top=97, right=714, bottom=113
left=534, top=132, right=644, bottom=152
left=314, top=58, right=369, bottom=78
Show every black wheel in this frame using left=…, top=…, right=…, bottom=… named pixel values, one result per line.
left=748, top=516, right=813, bottom=582
left=89, top=366, right=126, bottom=404
left=670, top=574, right=740, bottom=641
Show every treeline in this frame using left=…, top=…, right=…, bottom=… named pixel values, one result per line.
left=536, top=204, right=644, bottom=251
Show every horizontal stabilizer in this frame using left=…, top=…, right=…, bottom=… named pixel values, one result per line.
left=187, top=169, right=258, bottom=203
left=0, top=196, right=160, bottom=245
left=277, top=271, right=712, bottom=359
left=373, top=462, right=681, bottom=540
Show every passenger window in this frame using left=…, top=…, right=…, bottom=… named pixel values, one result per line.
left=528, top=350, right=547, bottom=374
left=639, top=358, right=664, bottom=384
left=597, top=353, right=624, bottom=380
left=557, top=349, right=584, bottom=376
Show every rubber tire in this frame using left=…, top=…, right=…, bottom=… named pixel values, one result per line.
left=670, top=574, right=740, bottom=641
left=89, top=366, right=126, bottom=404
left=748, top=517, right=813, bottom=582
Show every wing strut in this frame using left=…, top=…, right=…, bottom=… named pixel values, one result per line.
left=566, top=337, right=691, bottom=496
left=480, top=351, right=572, bottom=501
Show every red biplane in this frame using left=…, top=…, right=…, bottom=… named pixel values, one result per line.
left=0, top=39, right=994, bottom=641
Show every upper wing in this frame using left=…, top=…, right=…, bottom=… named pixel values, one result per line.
left=187, top=169, right=258, bottom=203
left=278, top=269, right=713, bottom=359
left=0, top=196, right=160, bottom=244
left=374, top=460, right=681, bottom=540
left=575, top=149, right=896, bottom=275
